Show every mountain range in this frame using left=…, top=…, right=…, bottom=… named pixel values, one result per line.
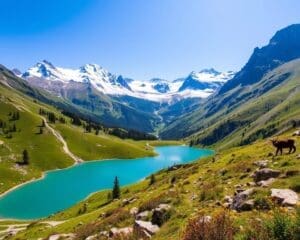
left=2, top=24, right=300, bottom=142
left=18, top=63, right=234, bottom=102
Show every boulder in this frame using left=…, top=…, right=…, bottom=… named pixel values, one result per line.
left=238, top=199, right=255, bottom=211
left=109, top=227, right=133, bottom=237
left=253, top=160, right=269, bottom=168
left=134, top=220, right=160, bottom=237
left=130, top=207, right=139, bottom=216
left=231, top=188, right=255, bottom=211
left=271, top=189, right=299, bottom=206
left=252, top=168, right=280, bottom=182
left=257, top=178, right=275, bottom=187
left=136, top=210, right=150, bottom=220
left=151, top=204, right=171, bottom=226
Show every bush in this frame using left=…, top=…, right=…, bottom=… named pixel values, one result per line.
left=265, top=210, right=294, bottom=240
left=182, top=210, right=235, bottom=240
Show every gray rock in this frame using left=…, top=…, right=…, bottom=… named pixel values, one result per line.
left=136, top=210, right=150, bottom=220
left=271, top=189, right=299, bottom=206
left=223, top=195, right=233, bottom=203
left=257, top=178, right=275, bottom=187
left=130, top=207, right=139, bottom=216
left=134, top=220, right=160, bottom=236
left=238, top=199, right=255, bottom=211
left=252, top=168, right=280, bottom=182
left=254, top=160, right=269, bottom=168
left=231, top=188, right=255, bottom=211
left=151, top=204, right=171, bottom=226
left=109, top=227, right=133, bottom=237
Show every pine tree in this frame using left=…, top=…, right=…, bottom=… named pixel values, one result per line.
left=22, top=149, right=29, bottom=165
left=149, top=174, right=155, bottom=185
left=112, top=176, right=120, bottom=199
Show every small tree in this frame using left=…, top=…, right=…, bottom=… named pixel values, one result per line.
left=39, top=127, right=43, bottom=134
left=112, top=176, right=120, bottom=199
left=22, top=149, right=29, bottom=165
left=149, top=174, right=155, bottom=186
left=41, top=120, right=45, bottom=127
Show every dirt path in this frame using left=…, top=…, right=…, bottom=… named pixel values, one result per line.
left=41, top=116, right=84, bottom=164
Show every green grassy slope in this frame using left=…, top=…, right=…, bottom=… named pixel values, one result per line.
left=187, top=59, right=300, bottom=150
left=8, top=130, right=299, bottom=240
left=161, top=59, right=300, bottom=152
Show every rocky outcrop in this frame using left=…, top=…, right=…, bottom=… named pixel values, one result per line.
left=251, top=168, right=280, bottom=182
left=134, top=220, right=160, bottom=239
left=271, top=189, right=299, bottom=206
left=151, top=204, right=171, bottom=226
left=231, top=188, right=255, bottom=211
left=109, top=227, right=133, bottom=237
left=136, top=210, right=150, bottom=220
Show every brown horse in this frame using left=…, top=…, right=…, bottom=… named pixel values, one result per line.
left=271, top=139, right=296, bottom=156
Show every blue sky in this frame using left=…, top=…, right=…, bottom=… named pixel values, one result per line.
left=0, top=0, right=300, bottom=80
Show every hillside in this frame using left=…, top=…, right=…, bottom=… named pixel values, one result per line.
left=3, top=130, right=299, bottom=239
left=161, top=24, right=300, bottom=142
left=0, top=68, right=166, bottom=195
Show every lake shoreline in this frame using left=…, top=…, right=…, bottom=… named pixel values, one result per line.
left=0, top=146, right=213, bottom=220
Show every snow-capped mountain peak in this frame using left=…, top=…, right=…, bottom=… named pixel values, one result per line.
left=20, top=61, right=235, bottom=102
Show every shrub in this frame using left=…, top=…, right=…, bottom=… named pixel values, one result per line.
left=265, top=210, right=294, bottom=240
left=182, top=210, right=235, bottom=240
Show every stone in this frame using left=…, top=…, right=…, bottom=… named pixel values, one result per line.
left=134, top=220, right=160, bottom=236
left=231, top=188, right=255, bottom=211
left=136, top=210, right=150, bottom=220
left=252, top=168, right=281, bottom=182
left=271, top=189, right=299, bottom=206
left=223, top=195, right=233, bottom=203
left=130, top=207, right=139, bottom=216
left=109, top=227, right=133, bottom=237
left=49, top=234, right=75, bottom=240
left=292, top=130, right=300, bottom=136
left=151, top=204, right=172, bottom=226
left=238, top=199, right=255, bottom=211
left=253, top=160, right=269, bottom=168
left=246, top=182, right=256, bottom=187
left=257, top=178, right=275, bottom=187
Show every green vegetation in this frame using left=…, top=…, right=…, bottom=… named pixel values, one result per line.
left=5, top=130, right=299, bottom=239
left=112, top=176, right=121, bottom=199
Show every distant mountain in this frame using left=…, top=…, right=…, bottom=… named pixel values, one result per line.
left=161, top=24, right=300, bottom=142
left=179, top=68, right=234, bottom=92
left=220, top=24, right=300, bottom=94
left=19, top=61, right=233, bottom=102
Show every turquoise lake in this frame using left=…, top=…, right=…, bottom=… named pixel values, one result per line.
left=0, top=146, right=213, bottom=220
